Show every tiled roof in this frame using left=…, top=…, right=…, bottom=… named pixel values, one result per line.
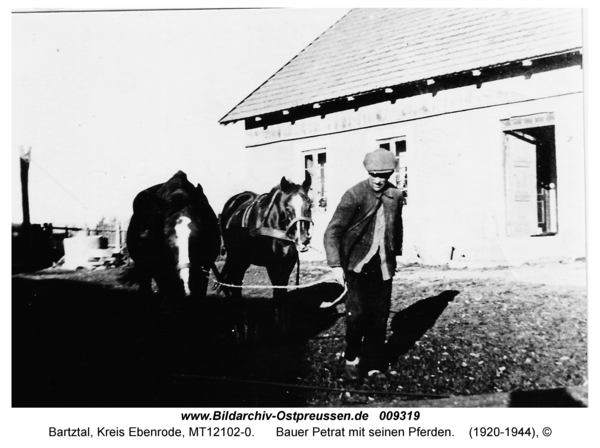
left=220, top=8, right=583, bottom=123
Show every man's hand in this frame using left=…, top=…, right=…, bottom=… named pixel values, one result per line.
left=331, top=266, right=346, bottom=286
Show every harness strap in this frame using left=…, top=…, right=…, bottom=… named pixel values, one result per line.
left=263, top=190, right=280, bottom=224
left=296, top=250, right=300, bottom=286
left=240, top=206, right=252, bottom=228
left=346, top=197, right=382, bottom=234
left=285, top=216, right=313, bottom=233
left=241, top=193, right=267, bottom=228
left=249, top=227, right=293, bottom=241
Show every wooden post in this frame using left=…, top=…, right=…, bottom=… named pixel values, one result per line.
left=20, top=146, right=32, bottom=227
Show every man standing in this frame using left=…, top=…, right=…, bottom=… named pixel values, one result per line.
left=324, top=148, right=403, bottom=379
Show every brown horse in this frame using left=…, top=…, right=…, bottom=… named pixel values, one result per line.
left=126, top=171, right=221, bottom=300
left=219, top=176, right=313, bottom=337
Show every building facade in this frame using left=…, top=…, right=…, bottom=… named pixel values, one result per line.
left=220, top=9, right=585, bottom=265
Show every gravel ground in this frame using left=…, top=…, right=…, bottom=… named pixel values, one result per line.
left=13, top=258, right=587, bottom=407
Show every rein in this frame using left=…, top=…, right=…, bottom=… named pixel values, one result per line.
left=210, top=276, right=347, bottom=308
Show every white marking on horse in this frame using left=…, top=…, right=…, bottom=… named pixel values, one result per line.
left=290, top=194, right=305, bottom=249
left=174, top=216, right=192, bottom=296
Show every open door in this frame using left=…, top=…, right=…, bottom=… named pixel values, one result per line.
left=505, top=132, right=538, bottom=236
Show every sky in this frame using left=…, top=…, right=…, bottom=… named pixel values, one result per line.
left=11, top=7, right=349, bottom=228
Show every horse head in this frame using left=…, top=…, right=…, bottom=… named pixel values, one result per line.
left=279, top=175, right=313, bottom=252
left=159, top=176, right=216, bottom=298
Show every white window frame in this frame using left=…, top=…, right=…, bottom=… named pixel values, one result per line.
left=302, top=148, right=327, bottom=212
left=377, top=136, right=408, bottom=204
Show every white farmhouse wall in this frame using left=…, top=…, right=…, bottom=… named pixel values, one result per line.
left=236, top=65, right=585, bottom=265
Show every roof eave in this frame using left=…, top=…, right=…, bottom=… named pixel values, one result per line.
left=219, top=49, right=582, bottom=128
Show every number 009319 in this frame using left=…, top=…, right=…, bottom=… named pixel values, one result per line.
left=379, top=411, right=420, bottom=421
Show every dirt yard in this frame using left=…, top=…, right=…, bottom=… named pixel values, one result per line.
left=12, top=258, right=587, bottom=407
left=398, top=260, right=586, bottom=288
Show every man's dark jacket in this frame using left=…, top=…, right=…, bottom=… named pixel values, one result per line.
left=324, top=179, right=403, bottom=274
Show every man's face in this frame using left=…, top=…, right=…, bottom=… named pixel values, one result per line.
left=368, top=171, right=393, bottom=192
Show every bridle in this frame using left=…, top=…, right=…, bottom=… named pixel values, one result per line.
left=246, top=189, right=313, bottom=243
left=285, top=216, right=313, bottom=237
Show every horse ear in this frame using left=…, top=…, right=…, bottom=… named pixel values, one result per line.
left=195, top=183, right=204, bottom=195
left=280, top=176, right=291, bottom=192
left=302, top=172, right=312, bottom=193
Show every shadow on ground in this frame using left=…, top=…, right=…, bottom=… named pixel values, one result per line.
left=385, top=290, right=460, bottom=365
left=370, top=386, right=588, bottom=408
left=12, top=276, right=343, bottom=407
left=509, top=388, right=587, bottom=407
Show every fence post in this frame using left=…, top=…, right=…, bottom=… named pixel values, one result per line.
left=20, top=146, right=32, bottom=227
left=117, top=222, right=121, bottom=250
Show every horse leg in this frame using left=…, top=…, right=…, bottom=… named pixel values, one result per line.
left=266, top=263, right=294, bottom=339
left=137, top=270, right=153, bottom=297
left=190, top=266, right=210, bottom=299
left=221, top=254, right=251, bottom=343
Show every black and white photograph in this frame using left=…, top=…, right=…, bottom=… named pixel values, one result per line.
left=9, top=4, right=594, bottom=439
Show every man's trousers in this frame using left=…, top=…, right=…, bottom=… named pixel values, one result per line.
left=344, top=262, right=392, bottom=371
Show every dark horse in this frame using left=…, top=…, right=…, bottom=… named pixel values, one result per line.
left=220, top=176, right=313, bottom=335
left=126, top=171, right=221, bottom=300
